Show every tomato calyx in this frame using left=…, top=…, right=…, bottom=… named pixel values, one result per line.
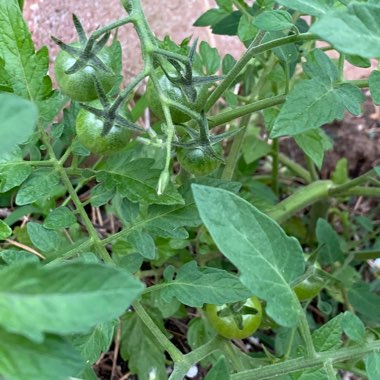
left=76, top=75, right=142, bottom=139
left=52, top=14, right=113, bottom=75
left=217, top=301, right=260, bottom=330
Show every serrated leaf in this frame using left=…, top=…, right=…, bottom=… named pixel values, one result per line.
left=0, top=328, right=83, bottom=380
left=26, top=222, right=62, bottom=255
left=312, top=313, right=343, bottom=352
left=16, top=169, right=60, bottom=206
left=311, top=3, right=380, bottom=58
left=276, top=0, right=334, bottom=17
left=365, top=352, right=380, bottom=380
left=192, top=184, right=305, bottom=327
left=0, top=147, right=32, bottom=193
left=348, top=281, right=380, bottom=323
left=270, top=78, right=347, bottom=137
left=0, top=249, right=39, bottom=265
left=120, top=310, right=167, bottom=380
left=295, top=129, right=332, bottom=169
left=0, top=1, right=64, bottom=120
left=316, top=218, right=343, bottom=265
left=71, top=320, right=117, bottom=364
left=44, top=207, right=77, bottom=229
left=0, top=93, right=38, bottom=156
left=342, top=311, right=365, bottom=343
left=335, top=83, right=364, bottom=115
left=205, top=356, right=230, bottom=380
left=129, top=230, right=156, bottom=259
left=303, top=49, right=338, bottom=83
left=199, top=41, right=221, bottom=75
left=0, top=262, right=144, bottom=342
left=253, top=10, right=293, bottom=32
left=159, top=261, right=251, bottom=307
left=369, top=70, right=380, bottom=105
left=0, top=220, right=12, bottom=240
left=96, top=158, right=184, bottom=206
left=238, top=14, right=257, bottom=42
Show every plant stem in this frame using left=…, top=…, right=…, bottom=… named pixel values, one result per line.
left=329, top=169, right=376, bottom=196
left=267, top=180, right=333, bottom=224
left=132, top=301, right=184, bottom=362
left=205, top=33, right=316, bottom=111
left=230, top=340, right=380, bottom=380
left=272, top=139, right=279, bottom=195
left=209, top=95, right=286, bottom=128
left=278, top=153, right=311, bottom=183
left=298, top=306, right=316, bottom=359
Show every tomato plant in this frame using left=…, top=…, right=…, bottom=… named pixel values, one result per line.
left=54, top=43, right=118, bottom=102
left=76, top=101, right=131, bottom=154
left=1, top=1, right=380, bottom=380
left=146, top=67, right=209, bottom=123
left=205, top=296, right=262, bottom=339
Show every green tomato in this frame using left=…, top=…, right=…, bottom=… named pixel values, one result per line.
left=205, top=296, right=262, bottom=339
left=293, top=277, right=324, bottom=301
left=177, top=144, right=222, bottom=176
left=76, top=101, right=131, bottom=154
left=146, top=67, right=209, bottom=123
left=55, top=43, right=118, bottom=102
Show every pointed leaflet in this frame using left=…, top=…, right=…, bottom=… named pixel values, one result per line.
left=0, top=328, right=84, bottom=380
left=0, top=1, right=66, bottom=122
left=0, top=93, right=38, bottom=157
left=366, top=352, right=380, bottom=380
left=192, top=185, right=305, bottom=327
left=0, top=262, right=144, bottom=342
left=96, top=158, right=184, bottom=206
left=276, top=0, right=333, bottom=17
left=311, top=3, right=380, bottom=58
left=159, top=261, right=251, bottom=307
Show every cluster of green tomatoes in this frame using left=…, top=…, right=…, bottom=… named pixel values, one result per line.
left=54, top=35, right=221, bottom=177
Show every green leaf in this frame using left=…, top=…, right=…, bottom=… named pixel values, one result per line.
left=211, top=11, right=242, bottom=36
left=312, top=313, right=343, bottom=352
left=0, top=328, right=83, bottom=380
left=253, top=10, right=293, bottom=32
left=316, top=218, right=343, bottom=265
left=369, top=70, right=380, bottom=105
left=26, top=222, right=62, bottom=256
left=216, top=0, right=233, bottom=12
left=0, top=262, right=144, bottom=342
left=97, top=158, right=184, bottom=206
left=120, top=311, right=167, bottom=380
left=193, top=9, right=228, bottom=27
left=276, top=0, right=334, bottom=17
left=159, top=261, right=251, bottom=307
left=270, top=78, right=363, bottom=137
left=342, top=311, right=365, bottom=343
left=15, top=169, right=60, bottom=206
left=295, top=129, right=332, bottom=169
left=0, top=146, right=32, bottom=192
left=365, top=352, right=380, bottom=380
left=129, top=230, right=156, bottom=259
left=0, top=1, right=64, bottom=120
left=237, top=14, right=257, bottom=42
left=205, top=356, right=230, bottom=380
left=331, top=158, right=349, bottom=185
left=0, top=249, right=39, bottom=265
left=310, top=3, right=380, bottom=58
left=192, top=185, right=305, bottom=327
left=71, top=320, right=117, bottom=364
left=242, top=136, right=272, bottom=164
left=44, top=207, right=77, bottom=229
left=348, top=281, right=380, bottom=323
left=0, top=220, right=12, bottom=240
left=303, top=49, right=338, bottom=83
left=0, top=93, right=38, bottom=157
left=199, top=41, right=221, bottom=75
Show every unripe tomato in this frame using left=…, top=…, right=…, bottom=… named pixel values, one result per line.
left=177, top=144, right=222, bottom=176
left=55, top=43, right=118, bottom=102
left=293, top=277, right=324, bottom=301
left=205, top=296, right=262, bottom=339
left=76, top=101, right=131, bottom=154
left=146, top=67, right=209, bottom=123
